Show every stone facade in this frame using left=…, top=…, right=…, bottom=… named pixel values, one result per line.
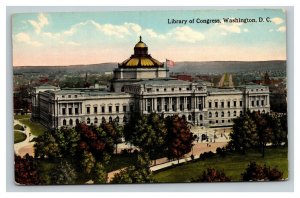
left=31, top=38, right=270, bottom=129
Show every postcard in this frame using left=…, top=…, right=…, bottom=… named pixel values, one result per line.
left=13, top=9, right=288, bottom=185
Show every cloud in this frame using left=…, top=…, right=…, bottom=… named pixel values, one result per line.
left=28, top=13, right=49, bottom=34
left=167, top=26, right=205, bottom=43
left=15, top=32, right=42, bottom=47
left=243, top=28, right=249, bottom=32
left=219, top=23, right=242, bottom=33
left=272, top=17, right=284, bottom=25
left=277, top=26, right=286, bottom=32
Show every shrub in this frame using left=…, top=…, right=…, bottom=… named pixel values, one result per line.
left=14, top=124, right=25, bottom=131
left=199, top=151, right=215, bottom=160
left=241, top=162, right=283, bottom=181
left=191, top=168, right=231, bottom=182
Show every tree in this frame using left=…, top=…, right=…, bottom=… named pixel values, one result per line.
left=124, top=113, right=167, bottom=164
left=34, top=130, right=61, bottom=159
left=50, top=160, right=77, bottom=184
left=91, top=162, right=107, bottom=184
left=191, top=168, right=230, bottom=182
left=54, top=127, right=80, bottom=156
left=15, top=154, right=41, bottom=185
left=165, top=115, right=195, bottom=163
left=110, top=153, right=153, bottom=184
left=80, top=151, right=96, bottom=175
left=241, top=162, right=283, bottom=181
left=228, top=113, right=258, bottom=154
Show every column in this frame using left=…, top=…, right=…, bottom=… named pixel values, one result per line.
left=184, top=97, right=187, bottom=110
left=177, top=97, right=180, bottom=112
left=162, top=97, right=165, bottom=112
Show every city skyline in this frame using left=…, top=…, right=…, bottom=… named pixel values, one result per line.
left=13, top=9, right=286, bottom=66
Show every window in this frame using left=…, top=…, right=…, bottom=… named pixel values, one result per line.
left=62, top=108, right=66, bottom=115
left=222, top=120, right=224, bottom=123
left=130, top=105, right=134, bottom=112
left=188, top=115, right=192, bottom=121
left=147, top=88, right=152, bottom=92
left=240, top=101, right=243, bottom=107
left=209, top=112, right=212, bottom=118
left=109, top=106, right=112, bottom=113
left=102, top=106, right=105, bottom=113
left=87, top=118, right=90, bottom=124
left=171, top=88, right=174, bottom=91
left=94, top=117, right=98, bottom=124
left=216, top=120, right=218, bottom=124
left=261, top=100, right=264, bottom=106
left=123, top=116, right=127, bottom=123
left=179, top=88, right=182, bottom=91
left=164, top=88, right=167, bottom=92
left=256, top=100, right=259, bottom=106
left=228, top=111, right=230, bottom=117
left=76, top=119, right=80, bottom=125
left=187, top=88, right=190, bottom=90
left=75, top=108, right=79, bottom=115
left=200, top=115, right=203, bottom=120
left=233, top=111, right=237, bottom=116
left=62, top=95, right=65, bottom=98
left=156, top=89, right=159, bottom=92
left=252, top=101, right=254, bottom=106
left=209, top=102, right=212, bottom=108
left=123, top=106, right=127, bottom=112
left=69, top=108, right=72, bottom=115
left=115, top=116, right=119, bottom=123
left=94, top=107, right=97, bottom=113
left=228, top=119, right=231, bottom=123
left=227, top=101, right=230, bottom=107
left=63, top=119, right=66, bottom=126
left=221, top=102, right=224, bottom=108
left=69, top=119, right=73, bottom=126
left=109, top=116, right=112, bottom=123
left=74, top=95, right=77, bottom=98
left=116, top=106, right=119, bottom=113
left=215, top=112, right=218, bottom=117
left=68, top=95, right=71, bottom=98
left=233, top=101, right=237, bottom=107
left=87, top=107, right=90, bottom=114
left=215, top=102, right=218, bottom=108
left=240, top=111, right=243, bottom=116
left=102, top=117, right=106, bottom=124
left=221, top=111, right=224, bottom=117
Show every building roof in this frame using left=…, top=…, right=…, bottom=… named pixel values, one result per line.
left=131, top=78, right=193, bottom=86
left=207, top=87, right=242, bottom=94
left=119, top=36, right=163, bottom=68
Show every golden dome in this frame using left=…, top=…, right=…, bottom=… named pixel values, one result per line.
left=119, top=36, right=163, bottom=68
left=135, top=42, right=148, bottom=48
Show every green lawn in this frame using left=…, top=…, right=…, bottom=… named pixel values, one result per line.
left=153, top=147, right=288, bottom=182
left=14, top=131, right=27, bottom=143
left=107, top=154, right=137, bottom=172
left=18, top=118, right=47, bottom=136
left=14, top=114, right=30, bottom=120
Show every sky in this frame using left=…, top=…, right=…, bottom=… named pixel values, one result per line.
left=12, top=9, right=287, bottom=66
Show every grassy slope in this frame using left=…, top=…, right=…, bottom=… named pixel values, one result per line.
left=18, top=118, right=47, bottom=136
left=153, top=147, right=288, bottom=182
left=14, top=131, right=27, bottom=144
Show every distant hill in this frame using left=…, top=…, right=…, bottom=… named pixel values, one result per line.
left=13, top=60, right=286, bottom=75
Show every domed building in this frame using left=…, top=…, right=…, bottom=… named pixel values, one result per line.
left=32, top=37, right=270, bottom=130
left=110, top=36, right=169, bottom=92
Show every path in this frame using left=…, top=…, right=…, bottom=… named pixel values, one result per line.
left=13, top=119, right=36, bottom=157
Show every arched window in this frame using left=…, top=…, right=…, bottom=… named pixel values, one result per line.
left=262, top=110, right=265, bottom=114
left=87, top=117, right=90, bottom=124
left=94, top=117, right=98, bottom=124
left=188, top=115, right=192, bottom=121
left=233, top=111, right=237, bottom=116
left=221, top=111, right=224, bottom=117
left=228, top=111, right=230, bottom=117
left=115, top=116, right=119, bottom=123
left=109, top=116, right=113, bottom=123
left=102, top=117, right=106, bottom=124
left=76, top=119, right=80, bottom=125
left=63, top=119, right=66, bottom=126
left=69, top=119, right=73, bottom=126
left=209, top=112, right=212, bottom=118
left=121, top=86, right=125, bottom=92
left=123, top=116, right=127, bottom=123
left=215, top=112, right=218, bottom=117
left=182, top=115, right=186, bottom=121
left=200, top=114, right=203, bottom=120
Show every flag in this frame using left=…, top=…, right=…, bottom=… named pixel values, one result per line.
left=166, top=59, right=175, bottom=67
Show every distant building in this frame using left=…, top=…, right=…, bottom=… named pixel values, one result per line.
left=32, top=37, right=270, bottom=129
